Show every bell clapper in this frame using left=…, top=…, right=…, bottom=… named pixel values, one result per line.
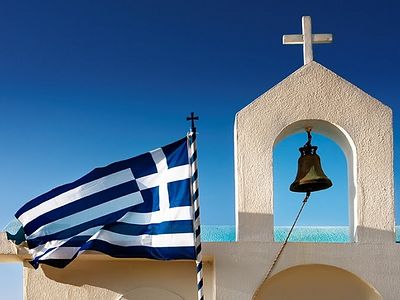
left=304, top=191, right=311, bottom=202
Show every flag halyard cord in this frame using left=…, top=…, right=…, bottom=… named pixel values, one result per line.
left=252, top=192, right=310, bottom=299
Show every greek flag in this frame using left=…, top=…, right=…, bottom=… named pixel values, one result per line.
left=15, top=137, right=196, bottom=268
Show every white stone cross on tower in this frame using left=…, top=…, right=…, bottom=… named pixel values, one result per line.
left=283, top=16, right=333, bottom=65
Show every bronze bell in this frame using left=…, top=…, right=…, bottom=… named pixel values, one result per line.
left=290, top=130, right=333, bottom=193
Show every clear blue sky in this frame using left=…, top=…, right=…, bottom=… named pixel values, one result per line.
left=0, top=1, right=399, bottom=298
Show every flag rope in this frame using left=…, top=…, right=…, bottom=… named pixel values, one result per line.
left=252, top=192, right=310, bottom=299
left=188, top=131, right=204, bottom=300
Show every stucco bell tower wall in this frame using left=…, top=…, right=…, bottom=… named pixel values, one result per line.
left=234, top=61, right=394, bottom=243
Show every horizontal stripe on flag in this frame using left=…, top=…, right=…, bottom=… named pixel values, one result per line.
left=28, top=192, right=144, bottom=240
left=35, top=232, right=195, bottom=261
left=27, top=205, right=139, bottom=249
left=91, top=231, right=195, bottom=248
left=18, top=169, right=135, bottom=226
left=23, top=180, right=140, bottom=236
left=31, top=226, right=102, bottom=257
left=41, top=246, right=80, bottom=260
left=103, top=220, right=194, bottom=236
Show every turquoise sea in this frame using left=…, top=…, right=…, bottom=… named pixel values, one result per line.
left=4, top=219, right=400, bottom=244
left=201, top=225, right=400, bottom=243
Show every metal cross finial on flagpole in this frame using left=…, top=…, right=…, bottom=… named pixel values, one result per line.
left=283, top=16, right=333, bottom=65
left=187, top=112, right=199, bottom=133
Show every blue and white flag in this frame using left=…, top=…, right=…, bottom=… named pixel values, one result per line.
left=15, top=137, right=195, bottom=268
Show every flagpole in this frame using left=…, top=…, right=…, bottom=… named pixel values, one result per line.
left=187, top=112, right=204, bottom=300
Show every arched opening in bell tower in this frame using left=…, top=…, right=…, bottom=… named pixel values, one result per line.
left=273, top=120, right=357, bottom=242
